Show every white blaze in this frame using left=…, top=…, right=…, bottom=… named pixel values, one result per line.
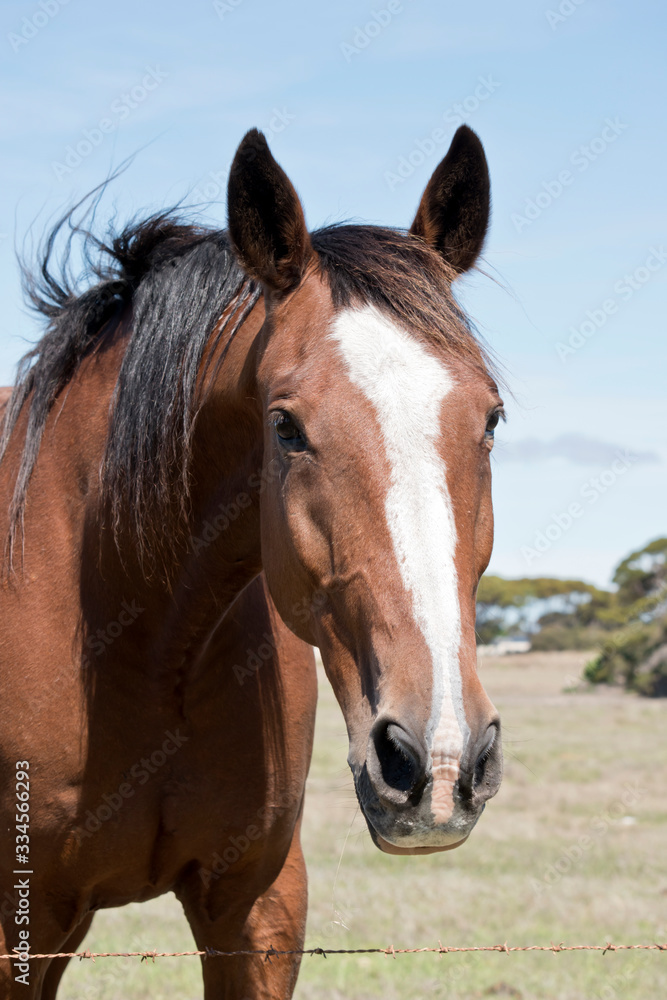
left=329, top=305, right=469, bottom=823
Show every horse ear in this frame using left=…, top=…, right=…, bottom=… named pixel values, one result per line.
left=227, top=129, right=312, bottom=294
left=409, top=125, right=490, bottom=275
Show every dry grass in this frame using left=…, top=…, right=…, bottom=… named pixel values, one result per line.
left=60, top=651, right=667, bottom=1000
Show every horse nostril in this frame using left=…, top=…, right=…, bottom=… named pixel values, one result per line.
left=468, top=723, right=502, bottom=802
left=474, top=742, right=492, bottom=786
left=370, top=719, right=427, bottom=799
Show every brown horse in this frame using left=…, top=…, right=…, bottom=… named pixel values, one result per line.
left=0, top=126, right=504, bottom=999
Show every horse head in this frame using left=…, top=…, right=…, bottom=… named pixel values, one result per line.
left=227, top=126, right=503, bottom=854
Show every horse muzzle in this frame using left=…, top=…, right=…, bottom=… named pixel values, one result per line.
left=351, top=714, right=503, bottom=853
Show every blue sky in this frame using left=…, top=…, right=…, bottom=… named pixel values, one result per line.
left=1, top=0, right=665, bottom=587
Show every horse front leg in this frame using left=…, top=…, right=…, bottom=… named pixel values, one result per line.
left=0, top=889, right=91, bottom=1000
left=39, top=912, right=95, bottom=1000
left=177, top=821, right=309, bottom=1000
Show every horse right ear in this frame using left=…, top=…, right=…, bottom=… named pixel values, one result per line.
left=410, top=125, right=490, bottom=275
left=227, top=129, right=312, bottom=295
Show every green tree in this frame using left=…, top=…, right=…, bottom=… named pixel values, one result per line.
left=475, top=575, right=612, bottom=647
left=612, top=537, right=667, bottom=605
left=584, top=537, right=667, bottom=697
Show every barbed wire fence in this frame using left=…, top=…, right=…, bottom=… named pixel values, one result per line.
left=2, top=942, right=666, bottom=962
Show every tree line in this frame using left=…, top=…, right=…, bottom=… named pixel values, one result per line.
left=476, top=537, right=667, bottom=696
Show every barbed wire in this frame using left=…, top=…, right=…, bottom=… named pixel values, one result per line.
left=2, top=942, right=666, bottom=962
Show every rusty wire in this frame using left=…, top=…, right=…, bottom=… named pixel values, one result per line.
left=2, top=942, right=666, bottom=962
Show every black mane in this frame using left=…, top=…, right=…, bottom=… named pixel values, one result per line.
left=0, top=207, right=259, bottom=567
left=1, top=205, right=493, bottom=569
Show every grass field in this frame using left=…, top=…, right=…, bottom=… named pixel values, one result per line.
left=59, top=651, right=667, bottom=1000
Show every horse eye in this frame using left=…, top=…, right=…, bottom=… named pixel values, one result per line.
left=485, top=409, right=502, bottom=445
left=273, top=413, right=305, bottom=449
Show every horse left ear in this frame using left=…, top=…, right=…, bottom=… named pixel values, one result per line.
left=227, top=129, right=312, bottom=295
left=409, top=125, right=490, bottom=275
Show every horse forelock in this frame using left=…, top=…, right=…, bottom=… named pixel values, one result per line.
left=311, top=224, right=498, bottom=387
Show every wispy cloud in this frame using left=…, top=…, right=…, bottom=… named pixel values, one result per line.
left=497, top=434, right=660, bottom=466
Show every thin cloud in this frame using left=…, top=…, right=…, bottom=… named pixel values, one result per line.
left=497, top=433, right=660, bottom=466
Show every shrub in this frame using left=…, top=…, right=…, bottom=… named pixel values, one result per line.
left=584, top=614, right=667, bottom=696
